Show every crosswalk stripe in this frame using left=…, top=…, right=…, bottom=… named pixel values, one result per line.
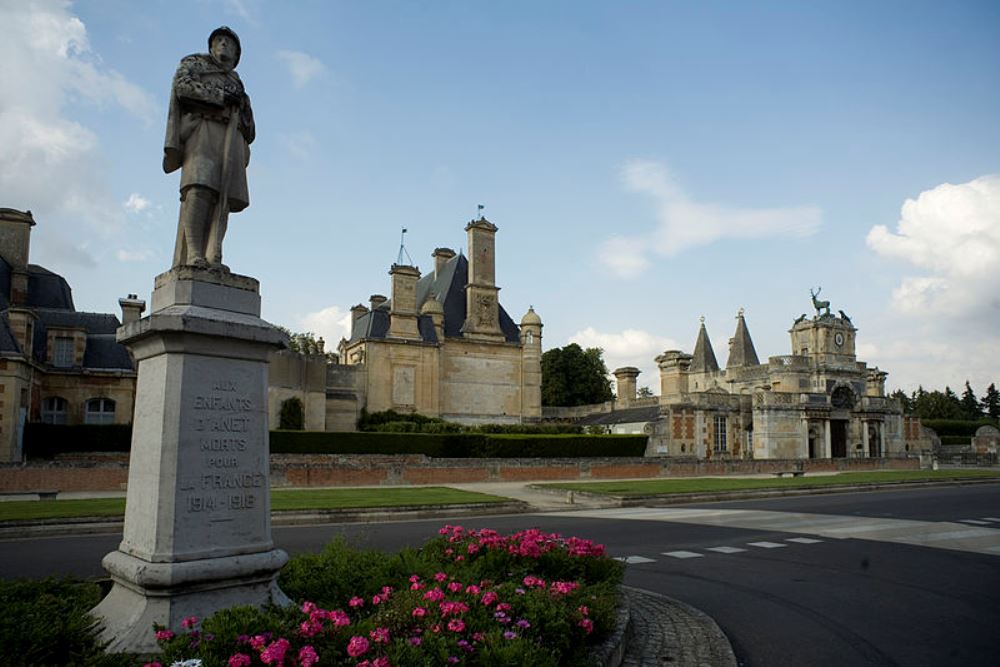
left=707, top=546, right=746, bottom=554
left=662, top=550, right=703, bottom=559
left=748, top=541, right=787, bottom=549
left=615, top=555, right=656, bottom=564
left=786, top=537, right=823, bottom=544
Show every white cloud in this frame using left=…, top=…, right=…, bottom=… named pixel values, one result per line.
left=276, top=50, right=326, bottom=88
left=568, top=327, right=681, bottom=394
left=600, top=159, right=822, bottom=278
left=123, top=193, right=151, bottom=213
left=116, top=248, right=153, bottom=262
left=0, top=2, right=155, bottom=235
left=863, top=175, right=1000, bottom=392
left=298, top=305, right=353, bottom=347
left=867, top=175, right=1000, bottom=321
left=279, top=130, right=317, bottom=160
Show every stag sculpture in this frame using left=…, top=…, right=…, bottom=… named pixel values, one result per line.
left=810, top=287, right=831, bottom=317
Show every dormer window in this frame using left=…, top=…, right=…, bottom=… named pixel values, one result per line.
left=53, top=336, right=74, bottom=367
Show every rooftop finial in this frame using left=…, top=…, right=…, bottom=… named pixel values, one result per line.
left=699, top=315, right=705, bottom=325
left=737, top=307, right=745, bottom=319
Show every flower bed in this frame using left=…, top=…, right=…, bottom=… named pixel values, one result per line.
left=150, top=525, right=623, bottom=667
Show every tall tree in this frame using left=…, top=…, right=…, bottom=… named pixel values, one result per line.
left=960, top=381, right=981, bottom=419
left=912, top=389, right=964, bottom=420
left=981, top=383, right=1000, bottom=420
left=541, top=343, right=614, bottom=406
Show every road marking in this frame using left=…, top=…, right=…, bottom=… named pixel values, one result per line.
left=662, top=550, right=703, bottom=559
left=748, top=541, right=787, bottom=549
left=958, top=519, right=992, bottom=525
left=786, top=537, right=823, bottom=544
left=982, top=517, right=1000, bottom=522
left=707, top=546, right=746, bottom=554
left=615, top=556, right=656, bottom=564
left=540, top=507, right=1000, bottom=557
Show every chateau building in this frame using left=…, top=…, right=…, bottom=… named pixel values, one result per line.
left=0, top=209, right=141, bottom=461
left=326, top=217, right=543, bottom=426
left=635, top=307, right=906, bottom=459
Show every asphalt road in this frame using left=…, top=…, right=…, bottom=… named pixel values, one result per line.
left=2, top=483, right=998, bottom=666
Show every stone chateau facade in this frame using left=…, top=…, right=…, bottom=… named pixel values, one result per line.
left=574, top=308, right=908, bottom=459
left=0, top=209, right=142, bottom=461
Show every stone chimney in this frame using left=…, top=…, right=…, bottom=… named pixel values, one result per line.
left=432, top=247, right=456, bottom=279
left=118, top=293, right=146, bottom=325
left=369, top=294, right=387, bottom=311
left=0, top=208, right=35, bottom=306
left=613, top=367, right=641, bottom=408
left=351, top=303, right=369, bottom=325
left=461, top=217, right=503, bottom=341
left=656, top=351, right=692, bottom=403
left=388, top=264, right=421, bottom=339
left=866, top=368, right=888, bottom=397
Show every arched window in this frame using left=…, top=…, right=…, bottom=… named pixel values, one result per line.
left=41, top=397, right=68, bottom=424
left=85, top=397, right=116, bottom=425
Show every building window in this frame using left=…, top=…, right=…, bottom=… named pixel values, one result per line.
left=53, top=336, right=74, bottom=367
left=85, top=398, right=116, bottom=425
left=525, top=331, right=534, bottom=345
left=42, top=397, right=69, bottom=424
left=713, top=414, right=728, bottom=453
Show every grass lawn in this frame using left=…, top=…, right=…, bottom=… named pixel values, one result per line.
left=0, top=486, right=508, bottom=522
left=539, top=469, right=1000, bottom=496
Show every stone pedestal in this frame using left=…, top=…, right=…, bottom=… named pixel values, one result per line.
left=92, top=267, right=289, bottom=654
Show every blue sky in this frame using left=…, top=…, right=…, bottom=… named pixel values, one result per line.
left=3, top=0, right=998, bottom=394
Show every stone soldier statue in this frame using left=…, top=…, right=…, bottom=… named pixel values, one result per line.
left=164, top=26, right=255, bottom=270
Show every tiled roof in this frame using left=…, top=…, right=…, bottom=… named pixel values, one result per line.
left=690, top=321, right=719, bottom=373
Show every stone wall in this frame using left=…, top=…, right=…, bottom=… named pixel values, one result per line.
left=267, top=350, right=328, bottom=431
left=0, top=454, right=920, bottom=493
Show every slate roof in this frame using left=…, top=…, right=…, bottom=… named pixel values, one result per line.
left=350, top=253, right=520, bottom=344
left=726, top=312, right=760, bottom=368
left=0, top=256, right=10, bottom=311
left=26, top=265, right=74, bottom=310
left=0, top=315, right=19, bottom=353
left=576, top=405, right=660, bottom=426
left=689, top=321, right=719, bottom=373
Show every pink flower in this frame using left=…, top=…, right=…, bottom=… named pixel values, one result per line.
left=409, top=574, right=421, bottom=583
left=301, top=601, right=317, bottom=615
left=155, top=629, right=175, bottom=642
left=181, top=615, right=198, bottom=629
left=260, top=638, right=290, bottom=665
left=434, top=572, right=448, bottom=581
left=503, top=630, right=518, bottom=640
left=550, top=581, right=580, bottom=596
left=409, top=636, right=422, bottom=646
left=423, top=587, right=445, bottom=602
left=349, top=596, right=365, bottom=608
left=298, top=645, right=319, bottom=667
left=496, top=603, right=511, bottom=613
left=465, top=584, right=481, bottom=595
left=347, top=635, right=370, bottom=658
left=579, top=618, right=594, bottom=634
left=370, top=627, right=390, bottom=644
left=249, top=635, right=267, bottom=650
left=431, top=624, right=442, bottom=634
left=467, top=543, right=480, bottom=554
left=472, top=632, right=484, bottom=642
left=300, top=620, right=322, bottom=638
left=447, top=618, right=466, bottom=633
left=480, top=591, right=498, bottom=606
left=577, top=605, right=590, bottom=616
left=142, top=663, right=162, bottom=667
left=371, top=594, right=382, bottom=605
left=447, top=581, right=463, bottom=593
left=372, top=658, right=390, bottom=667
left=328, top=609, right=351, bottom=627
left=228, top=654, right=252, bottom=667
left=412, top=606, right=428, bottom=618
left=522, top=575, right=545, bottom=588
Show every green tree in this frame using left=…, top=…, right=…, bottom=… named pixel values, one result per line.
left=279, top=397, right=305, bottom=430
left=889, top=389, right=912, bottom=414
left=912, top=389, right=964, bottom=420
left=541, top=343, right=614, bottom=407
left=981, top=383, right=1000, bottom=420
left=637, top=386, right=655, bottom=398
left=960, top=381, right=981, bottom=419
left=277, top=327, right=338, bottom=362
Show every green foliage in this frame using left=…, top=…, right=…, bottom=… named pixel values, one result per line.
left=270, top=430, right=647, bottom=458
left=637, top=386, right=655, bottom=398
left=23, top=423, right=132, bottom=459
left=277, top=327, right=338, bottom=362
left=981, top=383, right=1000, bottom=420
left=960, top=381, right=982, bottom=420
left=279, top=397, right=305, bottom=430
left=541, top=343, right=614, bottom=407
left=889, top=389, right=913, bottom=414
left=360, top=410, right=583, bottom=435
left=911, top=386, right=965, bottom=419
left=0, top=578, right=133, bottom=667
left=920, top=418, right=1000, bottom=437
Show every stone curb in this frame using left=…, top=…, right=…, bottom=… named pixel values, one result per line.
left=0, top=501, right=530, bottom=539
left=529, top=476, right=1000, bottom=508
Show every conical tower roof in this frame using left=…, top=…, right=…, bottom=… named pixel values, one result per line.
left=726, top=309, right=760, bottom=368
left=689, top=317, right=719, bottom=373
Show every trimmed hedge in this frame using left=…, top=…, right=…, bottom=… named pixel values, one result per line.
left=271, top=430, right=647, bottom=458
left=921, top=419, right=999, bottom=437
left=23, top=423, right=132, bottom=459
left=939, top=435, right=972, bottom=446
left=22, top=424, right=647, bottom=459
